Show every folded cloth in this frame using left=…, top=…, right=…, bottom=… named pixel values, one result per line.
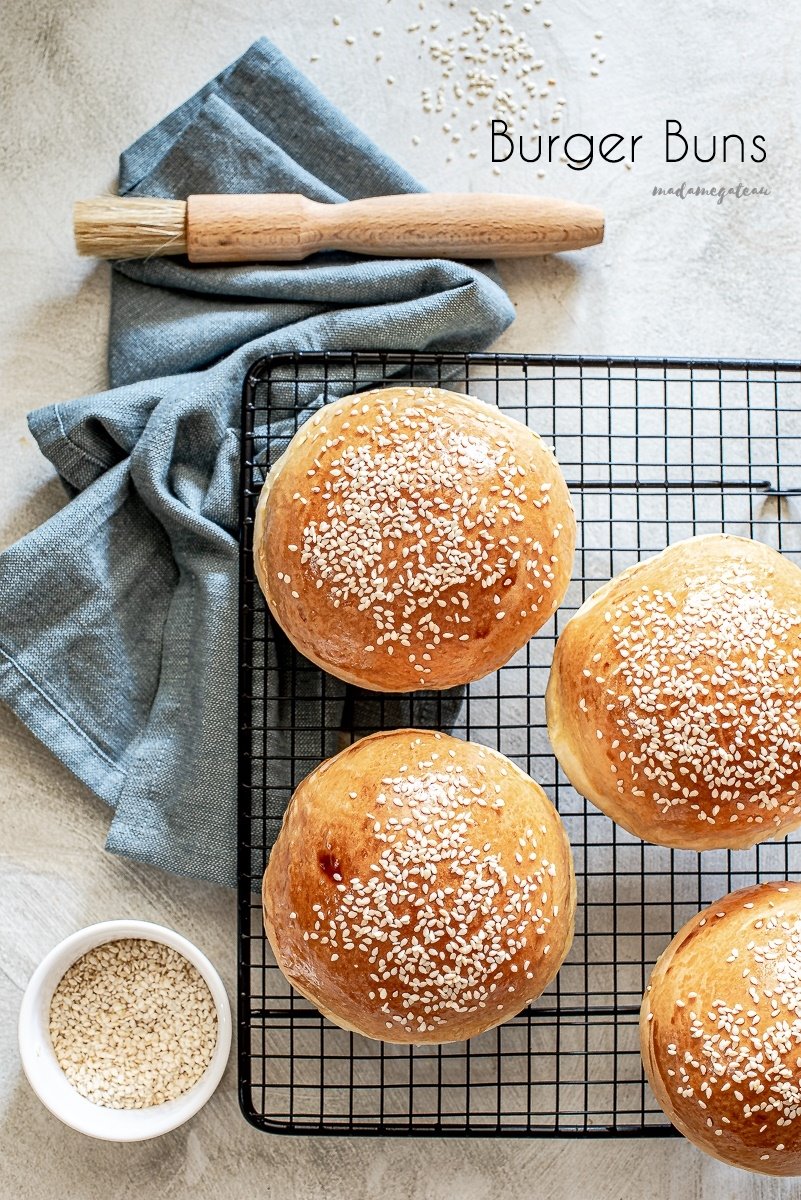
left=0, top=37, right=514, bottom=888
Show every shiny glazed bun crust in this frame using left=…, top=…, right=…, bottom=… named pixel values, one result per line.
left=642, top=881, right=801, bottom=1177
left=262, top=729, right=575, bottom=1044
left=546, top=534, right=801, bottom=850
left=254, top=386, right=575, bottom=691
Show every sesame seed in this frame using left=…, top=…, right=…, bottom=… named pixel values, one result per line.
left=48, top=939, right=217, bottom=1109
left=290, top=735, right=561, bottom=1034
left=573, top=557, right=801, bottom=835
left=660, top=893, right=801, bottom=1140
left=283, top=388, right=559, bottom=686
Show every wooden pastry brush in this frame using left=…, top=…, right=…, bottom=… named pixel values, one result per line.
left=74, top=193, right=604, bottom=262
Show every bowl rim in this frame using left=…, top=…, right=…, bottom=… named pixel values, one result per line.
left=18, top=919, right=232, bottom=1141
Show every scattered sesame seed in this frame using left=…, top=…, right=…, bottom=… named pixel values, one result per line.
left=402, top=4, right=590, bottom=160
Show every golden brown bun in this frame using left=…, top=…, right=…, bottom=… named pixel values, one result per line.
left=641, top=881, right=801, bottom=1176
left=254, top=386, right=575, bottom=691
left=262, top=729, right=575, bottom=1044
left=546, top=534, right=801, bottom=851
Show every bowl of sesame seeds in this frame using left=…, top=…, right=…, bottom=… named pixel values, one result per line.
left=18, top=920, right=231, bottom=1140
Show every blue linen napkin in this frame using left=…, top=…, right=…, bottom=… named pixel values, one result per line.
left=0, top=37, right=514, bottom=887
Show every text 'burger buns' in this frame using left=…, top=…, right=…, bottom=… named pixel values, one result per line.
left=641, top=881, right=801, bottom=1176
left=262, top=729, right=575, bottom=1044
left=254, top=386, right=575, bottom=691
left=546, top=534, right=801, bottom=851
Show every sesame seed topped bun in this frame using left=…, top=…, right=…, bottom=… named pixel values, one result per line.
left=546, top=534, right=801, bottom=851
left=262, top=729, right=575, bottom=1044
left=254, top=386, right=575, bottom=691
left=641, top=881, right=801, bottom=1176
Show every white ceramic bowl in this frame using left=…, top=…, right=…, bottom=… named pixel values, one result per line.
left=18, top=919, right=232, bottom=1141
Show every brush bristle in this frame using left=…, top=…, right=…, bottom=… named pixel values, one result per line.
left=74, top=197, right=188, bottom=259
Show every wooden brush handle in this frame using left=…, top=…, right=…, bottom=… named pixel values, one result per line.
left=186, top=193, right=604, bottom=262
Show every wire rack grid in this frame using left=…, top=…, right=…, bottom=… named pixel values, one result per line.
left=238, top=351, right=801, bottom=1137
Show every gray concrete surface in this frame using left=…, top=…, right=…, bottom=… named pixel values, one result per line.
left=2, top=2, right=800, bottom=1197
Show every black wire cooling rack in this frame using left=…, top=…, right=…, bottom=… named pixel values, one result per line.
left=238, top=351, right=801, bottom=1137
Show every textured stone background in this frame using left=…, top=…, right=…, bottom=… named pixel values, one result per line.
left=2, top=2, right=799, bottom=1196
